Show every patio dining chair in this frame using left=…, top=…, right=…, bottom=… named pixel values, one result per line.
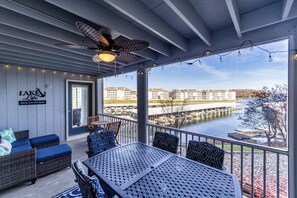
left=72, top=160, right=105, bottom=198
left=152, top=131, right=179, bottom=154
left=186, top=140, right=225, bottom=170
left=87, top=116, right=104, bottom=134
left=86, top=130, right=116, bottom=158
left=106, top=121, right=121, bottom=144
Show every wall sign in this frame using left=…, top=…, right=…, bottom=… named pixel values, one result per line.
left=19, top=88, right=46, bottom=105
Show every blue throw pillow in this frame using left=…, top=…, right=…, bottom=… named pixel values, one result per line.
left=74, top=161, right=105, bottom=198
left=0, top=128, right=16, bottom=143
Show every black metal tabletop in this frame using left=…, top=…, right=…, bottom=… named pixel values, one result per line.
left=83, top=142, right=241, bottom=198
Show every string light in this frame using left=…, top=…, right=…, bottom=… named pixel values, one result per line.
left=17, top=66, right=22, bottom=70
left=87, top=75, right=90, bottom=78
left=4, top=64, right=9, bottom=69
left=64, top=72, right=67, bottom=75
left=269, top=53, right=273, bottom=62
left=31, top=68, right=35, bottom=71
left=80, top=74, right=82, bottom=77
left=42, top=69, right=46, bottom=73
left=53, top=71, right=56, bottom=74
left=72, top=74, right=75, bottom=77
left=187, top=39, right=291, bottom=65
left=250, top=44, right=254, bottom=52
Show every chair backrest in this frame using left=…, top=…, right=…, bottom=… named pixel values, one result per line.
left=87, top=130, right=116, bottom=158
left=106, top=121, right=121, bottom=142
left=73, top=108, right=81, bottom=126
left=186, top=141, right=225, bottom=170
left=87, top=116, right=99, bottom=128
left=72, top=160, right=105, bottom=198
left=152, top=131, right=179, bottom=154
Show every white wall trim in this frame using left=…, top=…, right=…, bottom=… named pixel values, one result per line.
left=65, top=79, right=95, bottom=141
left=288, top=34, right=297, bottom=198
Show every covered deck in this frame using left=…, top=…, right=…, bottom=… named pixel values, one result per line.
left=0, top=0, right=297, bottom=197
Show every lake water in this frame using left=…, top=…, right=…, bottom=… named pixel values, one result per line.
left=181, top=100, right=249, bottom=139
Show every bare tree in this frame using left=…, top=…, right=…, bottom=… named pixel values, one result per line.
left=159, top=99, right=188, bottom=128
left=239, top=85, right=287, bottom=146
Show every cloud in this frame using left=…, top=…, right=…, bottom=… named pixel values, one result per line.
left=245, top=68, right=287, bottom=78
left=270, top=55, right=288, bottom=63
left=192, top=63, right=231, bottom=80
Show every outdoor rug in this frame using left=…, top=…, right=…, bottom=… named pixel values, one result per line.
left=53, top=186, right=81, bottom=198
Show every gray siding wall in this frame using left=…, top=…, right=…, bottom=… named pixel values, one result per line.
left=0, top=65, right=96, bottom=142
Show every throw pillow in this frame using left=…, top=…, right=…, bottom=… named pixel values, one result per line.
left=0, top=128, right=16, bottom=143
left=0, top=146, right=9, bottom=156
left=0, top=139, right=12, bottom=153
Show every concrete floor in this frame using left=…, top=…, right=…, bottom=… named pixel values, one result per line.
left=0, top=138, right=88, bottom=198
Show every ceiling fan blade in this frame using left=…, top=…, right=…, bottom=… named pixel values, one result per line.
left=92, top=54, right=101, bottom=63
left=115, top=40, right=150, bottom=52
left=55, top=43, right=97, bottom=50
left=76, top=21, right=109, bottom=46
left=117, top=52, right=139, bottom=63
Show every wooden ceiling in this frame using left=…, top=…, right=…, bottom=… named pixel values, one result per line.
left=0, top=0, right=296, bottom=77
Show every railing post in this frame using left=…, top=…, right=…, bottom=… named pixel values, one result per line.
left=137, top=68, right=148, bottom=143
left=288, top=34, right=297, bottom=198
left=97, top=78, right=104, bottom=114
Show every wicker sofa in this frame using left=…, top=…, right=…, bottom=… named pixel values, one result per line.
left=0, top=130, right=37, bottom=191
left=0, top=129, right=68, bottom=191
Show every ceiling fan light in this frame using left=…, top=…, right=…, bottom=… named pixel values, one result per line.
left=98, top=51, right=116, bottom=62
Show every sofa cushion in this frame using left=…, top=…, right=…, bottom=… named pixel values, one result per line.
left=11, top=144, right=32, bottom=154
left=11, top=138, right=30, bottom=148
left=0, top=139, right=12, bottom=153
left=0, top=128, right=16, bottom=143
left=30, top=134, right=59, bottom=147
left=37, top=144, right=71, bottom=164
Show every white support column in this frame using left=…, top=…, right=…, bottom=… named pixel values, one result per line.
left=137, top=69, right=148, bottom=143
left=97, top=78, right=104, bottom=114
left=288, top=33, right=297, bottom=198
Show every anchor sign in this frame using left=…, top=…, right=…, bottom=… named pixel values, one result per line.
left=19, top=88, right=46, bottom=105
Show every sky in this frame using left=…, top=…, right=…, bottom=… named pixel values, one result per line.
left=105, top=39, right=288, bottom=91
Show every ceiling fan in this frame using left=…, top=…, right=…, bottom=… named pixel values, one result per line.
left=56, top=21, right=150, bottom=63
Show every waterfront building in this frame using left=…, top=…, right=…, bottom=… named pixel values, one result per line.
left=148, top=88, right=169, bottom=100
left=224, top=90, right=236, bottom=100
left=131, top=91, right=137, bottom=100
left=170, top=89, right=186, bottom=100
left=104, top=87, right=131, bottom=100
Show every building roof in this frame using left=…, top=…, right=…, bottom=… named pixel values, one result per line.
left=149, top=88, right=168, bottom=92
left=105, top=87, right=131, bottom=91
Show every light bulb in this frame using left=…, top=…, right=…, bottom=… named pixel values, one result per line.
left=220, top=57, right=223, bottom=63
left=269, top=54, right=273, bottom=62
left=238, top=51, right=241, bottom=57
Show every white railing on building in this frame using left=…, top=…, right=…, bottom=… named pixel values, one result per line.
left=98, top=113, right=288, bottom=198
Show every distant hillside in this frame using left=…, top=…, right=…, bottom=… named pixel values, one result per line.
left=232, top=89, right=261, bottom=98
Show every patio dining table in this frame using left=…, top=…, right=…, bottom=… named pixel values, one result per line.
left=83, top=142, right=241, bottom=198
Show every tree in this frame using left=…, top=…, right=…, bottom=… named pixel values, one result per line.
left=239, top=85, right=287, bottom=146
left=159, top=99, right=188, bottom=129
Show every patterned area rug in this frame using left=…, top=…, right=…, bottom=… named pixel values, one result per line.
left=53, top=186, right=81, bottom=198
